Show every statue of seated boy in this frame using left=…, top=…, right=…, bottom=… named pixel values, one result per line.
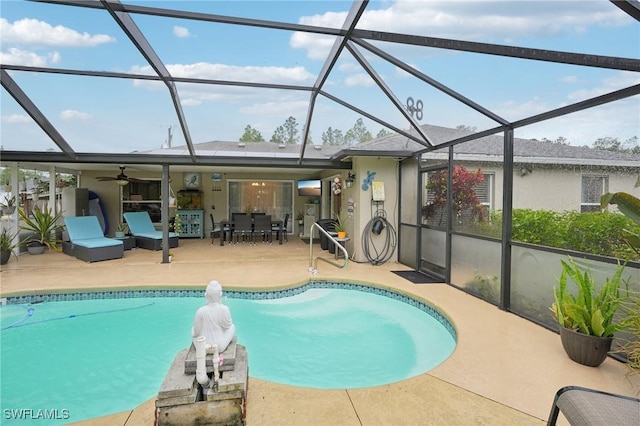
left=191, top=280, right=236, bottom=354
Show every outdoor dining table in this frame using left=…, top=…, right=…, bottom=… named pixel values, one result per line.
left=219, top=218, right=284, bottom=246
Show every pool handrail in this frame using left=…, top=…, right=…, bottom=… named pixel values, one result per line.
left=308, top=222, right=348, bottom=274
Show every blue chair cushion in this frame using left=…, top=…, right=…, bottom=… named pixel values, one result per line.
left=123, top=212, right=158, bottom=235
left=71, top=237, right=123, bottom=248
left=64, top=216, right=106, bottom=240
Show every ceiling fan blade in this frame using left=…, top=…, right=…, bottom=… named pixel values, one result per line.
left=96, top=177, right=117, bottom=181
left=127, top=177, right=148, bottom=183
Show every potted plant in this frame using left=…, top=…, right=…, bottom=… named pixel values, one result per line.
left=334, top=212, right=347, bottom=239
left=115, top=222, right=127, bottom=238
left=550, top=256, right=628, bottom=367
left=18, top=206, right=65, bottom=254
left=296, top=210, right=304, bottom=236
left=170, top=214, right=182, bottom=235
left=1, top=195, right=17, bottom=216
left=0, top=227, right=19, bottom=265
left=600, top=190, right=640, bottom=376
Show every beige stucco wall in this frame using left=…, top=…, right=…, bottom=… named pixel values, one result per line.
left=450, top=161, right=639, bottom=212
left=349, top=157, right=400, bottom=264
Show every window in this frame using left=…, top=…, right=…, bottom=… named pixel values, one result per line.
left=228, top=180, right=294, bottom=233
left=581, top=175, right=608, bottom=213
left=122, top=180, right=162, bottom=223
left=476, top=173, right=494, bottom=211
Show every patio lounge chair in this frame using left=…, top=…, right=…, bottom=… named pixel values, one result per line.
left=63, top=216, right=124, bottom=262
left=123, top=211, right=179, bottom=251
left=547, top=385, right=640, bottom=426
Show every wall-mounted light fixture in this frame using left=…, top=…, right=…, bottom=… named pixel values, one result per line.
left=345, top=172, right=356, bottom=188
left=519, top=164, right=533, bottom=177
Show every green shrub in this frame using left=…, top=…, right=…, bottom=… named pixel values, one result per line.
left=512, top=209, right=569, bottom=247
left=458, top=208, right=639, bottom=261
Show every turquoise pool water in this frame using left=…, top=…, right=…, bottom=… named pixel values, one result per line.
left=1, top=285, right=456, bottom=425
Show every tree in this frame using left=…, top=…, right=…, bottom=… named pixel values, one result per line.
left=321, top=127, right=345, bottom=146
left=270, top=126, right=286, bottom=144
left=593, top=137, right=622, bottom=152
left=270, top=116, right=299, bottom=144
left=455, top=124, right=477, bottom=132
left=376, top=128, right=392, bottom=138
left=540, top=136, right=570, bottom=145
left=239, top=125, right=264, bottom=142
left=422, top=165, right=486, bottom=226
left=593, top=136, right=638, bottom=154
left=344, top=118, right=372, bottom=145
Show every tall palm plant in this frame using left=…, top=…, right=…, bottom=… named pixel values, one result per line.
left=18, top=206, right=65, bottom=252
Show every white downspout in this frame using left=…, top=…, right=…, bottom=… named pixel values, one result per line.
left=195, top=336, right=210, bottom=388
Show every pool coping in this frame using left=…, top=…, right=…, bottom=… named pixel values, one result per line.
left=1, top=279, right=457, bottom=341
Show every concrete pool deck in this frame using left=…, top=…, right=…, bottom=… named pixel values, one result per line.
left=1, top=237, right=638, bottom=425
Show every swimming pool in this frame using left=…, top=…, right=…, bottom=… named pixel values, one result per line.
left=1, top=282, right=456, bottom=425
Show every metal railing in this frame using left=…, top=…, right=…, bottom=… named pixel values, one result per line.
left=308, top=222, right=349, bottom=274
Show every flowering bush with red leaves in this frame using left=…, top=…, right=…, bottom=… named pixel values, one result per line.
left=422, top=166, right=487, bottom=225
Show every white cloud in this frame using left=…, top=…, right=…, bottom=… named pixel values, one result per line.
left=559, top=76, right=579, bottom=84
left=291, top=1, right=633, bottom=59
left=181, top=98, right=202, bottom=107
left=173, top=26, right=191, bottom=38
left=0, top=47, right=60, bottom=66
left=0, top=18, right=115, bottom=47
left=567, top=71, right=640, bottom=102
left=60, top=110, right=93, bottom=120
left=133, top=62, right=315, bottom=84
left=1, top=114, right=32, bottom=124
left=239, top=100, right=309, bottom=116
left=344, top=73, right=375, bottom=87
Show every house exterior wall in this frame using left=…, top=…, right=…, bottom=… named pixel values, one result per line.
left=455, top=162, right=639, bottom=213
left=82, top=170, right=331, bottom=238
left=350, top=157, right=400, bottom=264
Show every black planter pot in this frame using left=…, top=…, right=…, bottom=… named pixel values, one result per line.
left=27, top=243, right=46, bottom=255
left=559, top=326, right=613, bottom=367
left=0, top=249, right=11, bottom=265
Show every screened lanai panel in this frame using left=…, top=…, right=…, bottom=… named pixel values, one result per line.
left=1, top=1, right=151, bottom=73
left=126, top=0, right=353, bottom=27
left=450, top=234, right=501, bottom=306
left=0, top=83, right=60, bottom=152
left=131, top=15, right=328, bottom=80
left=348, top=42, right=503, bottom=137
left=320, top=59, right=398, bottom=129
left=352, top=1, right=637, bottom=57
left=451, top=138, right=504, bottom=237
left=311, top=95, right=394, bottom=145
left=3, top=71, right=181, bottom=153
left=372, top=41, right=638, bottom=130
left=514, top=95, right=640, bottom=150
left=175, top=82, right=313, bottom=144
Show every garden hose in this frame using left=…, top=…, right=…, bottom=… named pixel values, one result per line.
left=361, top=215, right=397, bottom=265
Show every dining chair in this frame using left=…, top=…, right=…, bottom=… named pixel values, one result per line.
left=253, top=214, right=272, bottom=244
left=272, top=213, right=288, bottom=243
left=210, top=213, right=222, bottom=245
left=232, top=212, right=246, bottom=222
left=233, top=214, right=253, bottom=244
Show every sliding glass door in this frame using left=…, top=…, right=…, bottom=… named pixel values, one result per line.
left=228, top=180, right=294, bottom=233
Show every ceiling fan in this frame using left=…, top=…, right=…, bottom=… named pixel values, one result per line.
left=96, top=167, right=146, bottom=186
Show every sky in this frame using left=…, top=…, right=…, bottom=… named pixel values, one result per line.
left=0, top=0, right=638, bottom=154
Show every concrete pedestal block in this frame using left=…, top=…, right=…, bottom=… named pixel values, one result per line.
left=156, top=343, right=248, bottom=426
left=184, top=336, right=237, bottom=373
